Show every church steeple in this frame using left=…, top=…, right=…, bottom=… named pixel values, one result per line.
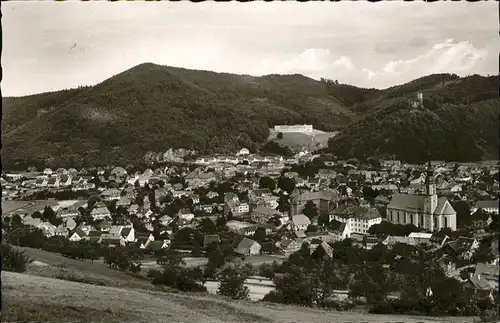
left=425, top=160, right=435, bottom=196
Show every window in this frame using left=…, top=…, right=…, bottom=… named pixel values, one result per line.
left=397, top=212, right=400, bottom=223
left=410, top=214, right=414, bottom=225
left=444, top=217, right=448, bottom=228
left=420, top=214, right=424, bottom=227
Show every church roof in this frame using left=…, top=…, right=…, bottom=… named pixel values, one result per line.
left=387, top=194, right=455, bottom=216
left=434, top=197, right=456, bottom=215
left=387, top=194, right=425, bottom=211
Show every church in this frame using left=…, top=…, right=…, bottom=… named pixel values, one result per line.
left=386, top=162, right=457, bottom=231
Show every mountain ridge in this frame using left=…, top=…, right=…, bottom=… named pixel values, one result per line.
left=2, top=63, right=498, bottom=169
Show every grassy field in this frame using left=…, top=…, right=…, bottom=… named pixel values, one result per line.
left=267, top=130, right=338, bottom=152
left=2, top=271, right=478, bottom=323
left=19, top=247, right=153, bottom=290
left=5, top=248, right=479, bottom=323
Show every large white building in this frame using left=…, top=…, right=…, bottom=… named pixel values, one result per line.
left=329, top=205, right=382, bottom=237
left=386, top=162, right=457, bottom=231
left=274, top=124, right=313, bottom=133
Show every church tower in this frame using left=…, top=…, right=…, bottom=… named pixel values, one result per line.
left=423, top=161, right=438, bottom=231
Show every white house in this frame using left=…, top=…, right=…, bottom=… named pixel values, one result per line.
left=471, top=200, right=499, bottom=215
left=329, top=205, right=382, bottom=237
left=69, top=229, right=87, bottom=242
left=236, top=148, right=250, bottom=156
left=234, top=237, right=261, bottom=256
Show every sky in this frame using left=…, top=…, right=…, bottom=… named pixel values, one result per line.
left=2, top=1, right=499, bottom=97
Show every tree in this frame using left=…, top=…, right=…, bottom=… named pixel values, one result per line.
left=1, top=243, right=33, bottom=272
left=303, top=201, right=318, bottom=221
left=277, top=132, right=284, bottom=140
left=199, top=218, right=217, bottom=234
left=259, top=176, right=276, bottom=191
left=216, top=215, right=227, bottom=228
left=278, top=176, right=296, bottom=194
left=362, top=186, right=379, bottom=201
left=253, top=227, right=267, bottom=243
left=317, top=213, right=330, bottom=227
left=206, top=242, right=226, bottom=269
left=277, top=194, right=290, bottom=214
left=217, top=265, right=250, bottom=300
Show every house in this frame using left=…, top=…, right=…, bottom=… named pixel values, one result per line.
left=135, top=233, right=155, bottom=249
left=121, top=227, right=136, bottom=243
left=146, top=240, right=170, bottom=252
left=278, top=236, right=305, bottom=258
left=64, top=217, right=78, bottom=231
left=234, top=237, right=261, bottom=256
left=309, top=241, right=333, bottom=259
left=69, top=229, right=87, bottom=242
left=251, top=207, right=284, bottom=225
left=22, top=215, right=42, bottom=228
left=84, top=230, right=103, bottom=244
left=57, top=206, right=79, bottom=218
left=408, top=232, right=433, bottom=245
left=59, top=174, right=72, bottom=187
left=443, top=237, right=480, bottom=261
left=290, top=190, right=340, bottom=216
left=387, top=163, right=457, bottom=231
left=206, top=191, right=219, bottom=199
left=35, top=178, right=48, bottom=188
left=329, top=205, right=382, bottom=237
left=128, top=204, right=139, bottom=215
left=158, top=215, right=173, bottom=226
left=429, top=231, right=449, bottom=247
left=236, top=148, right=250, bottom=156
left=37, top=222, right=57, bottom=238
left=101, top=189, right=121, bottom=201
left=470, top=209, right=493, bottom=229
left=226, top=220, right=256, bottom=235
left=116, top=196, right=132, bottom=208
left=224, top=199, right=250, bottom=217
left=54, top=225, right=69, bottom=238
left=471, top=200, right=499, bottom=215
left=178, top=208, right=195, bottom=224
left=90, top=204, right=111, bottom=220
left=203, top=234, right=221, bottom=247
left=464, top=263, right=499, bottom=298
left=43, top=168, right=53, bottom=175
left=290, top=214, right=311, bottom=232
left=99, top=234, right=126, bottom=247
left=382, top=235, right=416, bottom=248
left=111, top=167, right=127, bottom=178
left=47, top=177, right=60, bottom=188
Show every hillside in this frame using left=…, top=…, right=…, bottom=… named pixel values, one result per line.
left=2, top=63, right=355, bottom=169
left=2, top=271, right=475, bottom=323
left=2, top=66, right=498, bottom=168
left=325, top=74, right=500, bottom=163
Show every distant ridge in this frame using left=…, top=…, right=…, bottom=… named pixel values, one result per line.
left=2, top=63, right=498, bottom=168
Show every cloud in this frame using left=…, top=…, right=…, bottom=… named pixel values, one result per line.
left=257, top=48, right=355, bottom=80
left=258, top=38, right=489, bottom=89
left=363, top=38, right=488, bottom=87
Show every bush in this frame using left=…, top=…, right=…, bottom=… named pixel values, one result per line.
left=262, top=290, right=282, bottom=303
left=216, top=265, right=250, bottom=300
left=147, top=267, right=206, bottom=292
left=53, top=270, right=111, bottom=286
left=1, top=243, right=32, bottom=273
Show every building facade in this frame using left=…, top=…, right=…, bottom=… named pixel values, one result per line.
left=274, top=124, right=313, bottom=133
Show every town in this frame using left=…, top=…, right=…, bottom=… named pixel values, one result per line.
left=2, top=146, right=499, bottom=320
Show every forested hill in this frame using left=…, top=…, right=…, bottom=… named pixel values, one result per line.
left=2, top=63, right=355, bottom=169
left=324, top=74, right=499, bottom=163
left=2, top=63, right=498, bottom=169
